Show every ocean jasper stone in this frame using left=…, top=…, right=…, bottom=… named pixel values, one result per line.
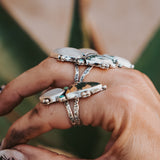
left=65, top=82, right=103, bottom=100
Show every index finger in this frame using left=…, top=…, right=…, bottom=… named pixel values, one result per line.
left=0, top=58, right=76, bottom=115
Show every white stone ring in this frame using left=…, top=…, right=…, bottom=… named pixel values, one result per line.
left=50, top=47, right=134, bottom=69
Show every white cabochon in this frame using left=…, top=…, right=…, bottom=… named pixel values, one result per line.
left=52, top=47, right=83, bottom=59
left=86, top=55, right=114, bottom=66
left=80, top=48, right=98, bottom=56
left=40, top=88, right=65, bottom=102
left=114, top=56, right=134, bottom=68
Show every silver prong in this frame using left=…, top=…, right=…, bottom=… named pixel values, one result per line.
left=105, top=64, right=110, bottom=68
left=58, top=96, right=67, bottom=102
left=113, top=59, right=118, bottom=64
left=102, top=85, right=107, bottom=90
left=131, top=64, right=135, bottom=69
left=43, top=98, right=50, bottom=104
left=118, top=64, right=122, bottom=68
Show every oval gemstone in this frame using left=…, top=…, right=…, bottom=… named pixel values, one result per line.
left=80, top=48, right=98, bottom=56
left=40, top=88, right=65, bottom=103
left=52, top=47, right=83, bottom=59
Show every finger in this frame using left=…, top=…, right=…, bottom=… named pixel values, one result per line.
left=14, top=144, right=114, bottom=160
left=1, top=144, right=76, bottom=160
left=2, top=82, right=115, bottom=149
left=0, top=58, right=77, bottom=115
left=15, top=144, right=80, bottom=160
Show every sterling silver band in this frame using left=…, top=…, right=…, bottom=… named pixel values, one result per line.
left=73, top=98, right=80, bottom=125
left=74, top=64, right=79, bottom=83
left=64, top=101, right=75, bottom=125
left=80, top=66, right=93, bottom=82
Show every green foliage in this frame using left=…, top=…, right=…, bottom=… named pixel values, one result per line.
left=0, top=3, right=109, bottom=158
left=135, top=27, right=160, bottom=93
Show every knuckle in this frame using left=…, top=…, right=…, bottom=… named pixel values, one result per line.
left=128, top=69, right=144, bottom=81
left=80, top=94, right=105, bottom=126
left=39, top=58, right=57, bottom=73
left=81, top=106, right=93, bottom=126
left=113, top=85, right=137, bottom=110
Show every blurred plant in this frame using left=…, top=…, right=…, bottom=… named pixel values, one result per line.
left=0, top=0, right=160, bottom=159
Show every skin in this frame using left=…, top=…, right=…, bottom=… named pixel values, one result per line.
left=0, top=57, right=160, bottom=159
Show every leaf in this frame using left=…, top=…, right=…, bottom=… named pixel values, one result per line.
left=135, top=26, right=160, bottom=93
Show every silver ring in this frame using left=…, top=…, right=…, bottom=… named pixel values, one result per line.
left=39, top=82, right=107, bottom=125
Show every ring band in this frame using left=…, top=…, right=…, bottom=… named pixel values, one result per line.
left=64, top=101, right=75, bottom=125
left=73, top=98, right=80, bottom=125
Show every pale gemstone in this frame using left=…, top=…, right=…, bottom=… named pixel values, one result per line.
left=40, top=88, right=65, bottom=103
left=80, top=48, right=98, bottom=56
left=86, top=55, right=114, bottom=67
left=53, top=47, right=83, bottom=58
left=114, top=56, right=133, bottom=68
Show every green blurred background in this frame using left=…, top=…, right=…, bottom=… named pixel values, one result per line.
left=0, top=0, right=160, bottom=158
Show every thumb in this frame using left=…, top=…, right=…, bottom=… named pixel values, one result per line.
left=0, top=145, right=79, bottom=160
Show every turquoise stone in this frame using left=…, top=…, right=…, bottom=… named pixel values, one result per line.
left=59, top=95, right=65, bottom=98
left=64, top=87, right=68, bottom=90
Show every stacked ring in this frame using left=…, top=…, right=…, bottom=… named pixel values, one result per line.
left=39, top=47, right=134, bottom=125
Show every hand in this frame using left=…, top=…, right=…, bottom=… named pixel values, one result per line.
left=0, top=57, right=160, bottom=160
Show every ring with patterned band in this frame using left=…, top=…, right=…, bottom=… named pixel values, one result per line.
left=39, top=82, right=106, bottom=125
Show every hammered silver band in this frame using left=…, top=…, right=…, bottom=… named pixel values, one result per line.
left=64, top=101, right=75, bottom=125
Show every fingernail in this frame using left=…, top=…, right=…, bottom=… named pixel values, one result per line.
left=0, top=149, right=28, bottom=160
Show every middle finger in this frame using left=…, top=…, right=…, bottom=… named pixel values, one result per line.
left=2, top=87, right=108, bottom=149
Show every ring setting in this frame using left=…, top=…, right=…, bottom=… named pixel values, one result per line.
left=40, top=82, right=107, bottom=105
